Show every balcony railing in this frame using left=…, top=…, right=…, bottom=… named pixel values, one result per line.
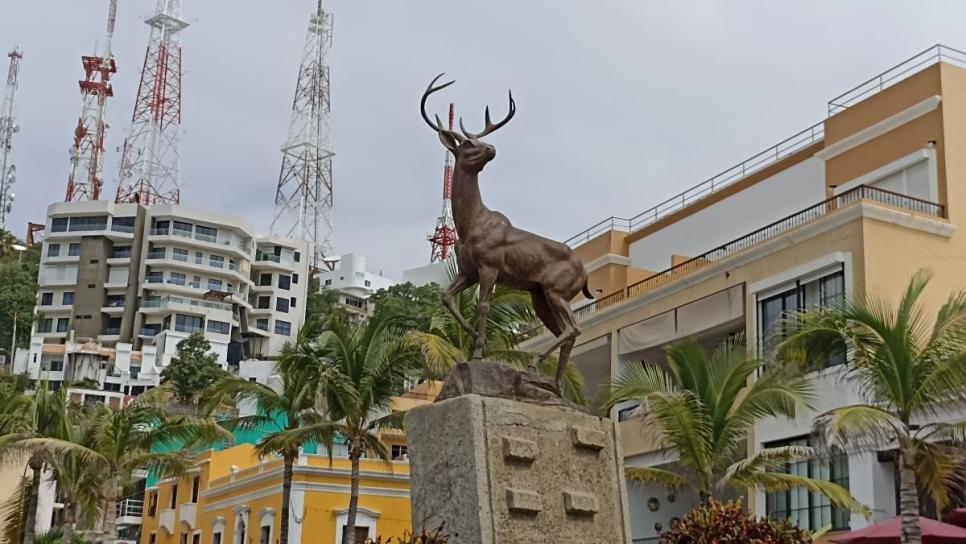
left=255, top=252, right=281, bottom=263
left=116, top=498, right=143, bottom=519
left=632, top=538, right=661, bottom=544
left=530, top=185, right=943, bottom=336
left=143, top=295, right=232, bottom=312
left=150, top=228, right=249, bottom=252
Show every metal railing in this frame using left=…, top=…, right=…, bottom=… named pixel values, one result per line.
left=255, top=252, right=281, bottom=263
left=828, top=44, right=966, bottom=115
left=116, top=498, right=143, bottom=519
left=564, top=122, right=825, bottom=247
left=530, top=185, right=943, bottom=336
left=142, top=295, right=232, bottom=312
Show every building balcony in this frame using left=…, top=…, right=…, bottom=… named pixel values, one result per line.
left=144, top=256, right=249, bottom=283
left=116, top=498, right=143, bottom=527
left=253, top=252, right=297, bottom=271
left=179, top=502, right=197, bottom=530
left=37, top=304, right=72, bottom=313
left=527, top=185, right=946, bottom=338
left=140, top=295, right=233, bottom=315
left=148, top=228, right=251, bottom=259
left=158, top=508, right=175, bottom=534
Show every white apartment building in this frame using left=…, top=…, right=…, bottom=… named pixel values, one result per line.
left=318, top=253, right=395, bottom=316
left=18, top=200, right=310, bottom=398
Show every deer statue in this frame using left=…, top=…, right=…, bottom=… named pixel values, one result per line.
left=420, top=74, right=593, bottom=390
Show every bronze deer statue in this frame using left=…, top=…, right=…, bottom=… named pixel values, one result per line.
left=420, top=74, right=593, bottom=390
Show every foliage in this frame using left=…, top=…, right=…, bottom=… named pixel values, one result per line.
left=366, top=522, right=449, bottom=543
left=0, top=370, right=31, bottom=393
left=30, top=529, right=85, bottom=544
left=304, top=287, right=344, bottom=335
left=0, top=231, right=41, bottom=355
left=370, top=282, right=441, bottom=332
left=660, top=498, right=811, bottom=544
left=606, top=337, right=865, bottom=514
left=781, top=270, right=966, bottom=541
left=161, top=333, right=227, bottom=404
left=0, top=473, right=29, bottom=544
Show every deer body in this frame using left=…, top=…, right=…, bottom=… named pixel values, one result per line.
left=422, top=74, right=591, bottom=389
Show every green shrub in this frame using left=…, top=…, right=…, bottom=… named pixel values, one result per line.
left=661, top=499, right=811, bottom=544
left=367, top=522, right=448, bottom=544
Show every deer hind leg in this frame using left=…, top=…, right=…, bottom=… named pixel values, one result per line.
left=472, top=268, right=498, bottom=360
left=535, top=291, right=581, bottom=388
left=528, top=290, right=562, bottom=373
left=442, top=272, right=479, bottom=340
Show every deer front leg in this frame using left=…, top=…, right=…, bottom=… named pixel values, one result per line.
left=472, top=268, right=498, bottom=360
left=441, top=272, right=478, bottom=340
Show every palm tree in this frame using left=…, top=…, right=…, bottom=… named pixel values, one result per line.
left=51, top=447, right=104, bottom=544
left=84, top=394, right=227, bottom=542
left=406, top=283, right=586, bottom=404
left=606, top=337, right=864, bottom=513
left=781, top=270, right=966, bottom=544
left=0, top=383, right=75, bottom=544
left=205, top=349, right=349, bottom=544
left=267, top=314, right=417, bottom=544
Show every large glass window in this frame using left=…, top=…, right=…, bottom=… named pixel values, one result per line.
left=112, top=216, right=136, bottom=233
left=112, top=246, right=131, bottom=258
left=51, top=217, right=68, bottom=232
left=871, top=159, right=932, bottom=201
left=68, top=243, right=81, bottom=257
left=173, top=221, right=193, bottom=236
left=37, top=319, right=53, bottom=333
left=766, top=436, right=850, bottom=531
left=67, top=215, right=108, bottom=232
left=256, top=318, right=269, bottom=331
left=175, top=314, right=203, bottom=333
left=207, top=320, right=230, bottom=335
left=210, top=255, right=225, bottom=268
left=173, top=248, right=189, bottom=262
left=40, top=292, right=53, bottom=306
left=278, top=275, right=291, bottom=291
left=208, top=279, right=224, bottom=292
left=146, top=271, right=163, bottom=284
left=274, top=320, right=291, bottom=336
left=62, top=292, right=74, bottom=305
left=259, top=273, right=272, bottom=286
left=56, top=318, right=69, bottom=333
left=169, top=272, right=186, bottom=286
left=758, top=269, right=846, bottom=368
left=47, top=244, right=60, bottom=257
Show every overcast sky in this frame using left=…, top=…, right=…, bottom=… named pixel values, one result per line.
left=2, top=1, right=966, bottom=278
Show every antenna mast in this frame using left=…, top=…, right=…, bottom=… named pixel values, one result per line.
left=64, top=0, right=118, bottom=202
left=115, top=0, right=188, bottom=206
left=271, top=0, right=334, bottom=269
left=428, top=103, right=458, bottom=262
left=0, top=47, right=23, bottom=228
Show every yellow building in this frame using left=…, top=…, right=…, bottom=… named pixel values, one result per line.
left=521, top=44, right=966, bottom=541
left=139, top=381, right=441, bottom=544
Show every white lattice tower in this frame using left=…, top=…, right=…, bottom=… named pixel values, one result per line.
left=271, top=0, right=334, bottom=269
left=115, top=0, right=188, bottom=206
left=0, top=47, right=23, bottom=228
left=65, top=0, right=118, bottom=202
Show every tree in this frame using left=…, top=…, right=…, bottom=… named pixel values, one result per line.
left=660, top=498, right=812, bottom=544
left=781, top=270, right=966, bottom=544
left=405, top=284, right=586, bottom=405
left=606, top=337, right=863, bottom=514
left=369, top=282, right=441, bottom=332
left=161, top=333, right=227, bottom=404
left=50, top=431, right=105, bottom=544
left=0, top=234, right=40, bottom=358
left=204, top=347, right=349, bottom=544
left=266, top=314, right=418, bottom=544
left=304, top=287, right=344, bottom=335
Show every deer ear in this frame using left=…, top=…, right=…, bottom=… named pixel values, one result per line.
left=438, top=131, right=460, bottom=153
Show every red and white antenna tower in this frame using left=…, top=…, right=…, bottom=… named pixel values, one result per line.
left=428, top=103, right=457, bottom=263
left=115, top=0, right=188, bottom=206
left=64, top=0, right=118, bottom=202
left=272, top=0, right=334, bottom=270
left=0, top=47, right=23, bottom=228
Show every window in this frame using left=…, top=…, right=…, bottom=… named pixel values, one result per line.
left=196, top=225, right=218, bottom=242
left=180, top=533, right=188, bottom=544
left=191, top=476, right=200, bottom=502
left=208, top=279, right=224, bottom=292
left=147, top=247, right=166, bottom=260
left=274, top=320, right=291, bottom=336
left=149, top=534, right=157, bottom=544
left=68, top=243, right=81, bottom=257
left=40, top=292, right=53, bottom=306
left=88, top=259, right=99, bottom=264
left=324, top=279, right=332, bottom=286
left=173, top=248, right=189, bottom=262
left=259, top=273, right=272, bottom=287
left=871, top=158, right=932, bottom=201
left=290, top=297, right=297, bottom=308
left=56, top=318, right=69, bottom=333
left=276, top=298, right=289, bottom=313
left=41, top=359, right=64, bottom=372
left=766, top=436, right=850, bottom=531
left=294, top=251, right=300, bottom=262
left=210, top=255, right=224, bottom=268
left=51, top=217, right=68, bottom=232
left=257, top=296, right=271, bottom=309
left=170, top=484, right=178, bottom=508
left=256, top=319, right=269, bottom=331
left=112, top=216, right=136, bottom=233
left=364, top=279, right=371, bottom=287
left=207, top=320, right=230, bottom=335
left=345, top=297, right=364, bottom=309
left=292, top=273, right=299, bottom=284
left=106, top=317, right=122, bottom=335
left=154, top=220, right=170, bottom=233
left=259, top=526, right=270, bottom=544
left=173, top=220, right=193, bottom=235
left=67, top=215, right=108, bottom=232
left=169, top=272, right=186, bottom=286
left=147, top=271, right=163, bottom=284
left=278, top=275, right=291, bottom=290
left=392, top=444, right=408, bottom=460
left=47, top=244, right=60, bottom=257
left=758, top=269, right=846, bottom=369
left=342, top=526, right=369, bottom=544
left=212, top=534, right=221, bottom=544
left=175, top=314, right=204, bottom=333
left=192, top=534, right=200, bottom=544
left=111, top=246, right=131, bottom=258
left=106, top=295, right=125, bottom=307
left=62, top=292, right=74, bottom=305
left=148, top=492, right=157, bottom=516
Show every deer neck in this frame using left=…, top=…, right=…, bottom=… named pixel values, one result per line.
left=451, top=162, right=487, bottom=235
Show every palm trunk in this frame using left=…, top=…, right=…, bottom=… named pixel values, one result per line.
left=62, top=502, right=76, bottom=544
left=100, top=477, right=119, bottom=543
left=342, top=443, right=362, bottom=544
left=280, top=453, right=295, bottom=544
left=898, top=445, right=922, bottom=544
left=22, top=456, right=42, bottom=544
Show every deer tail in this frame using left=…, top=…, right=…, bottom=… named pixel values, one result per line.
left=582, top=281, right=594, bottom=300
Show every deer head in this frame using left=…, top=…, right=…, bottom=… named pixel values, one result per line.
left=421, top=73, right=516, bottom=173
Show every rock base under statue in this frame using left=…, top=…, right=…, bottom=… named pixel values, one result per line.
left=405, top=388, right=632, bottom=543
left=436, top=361, right=574, bottom=407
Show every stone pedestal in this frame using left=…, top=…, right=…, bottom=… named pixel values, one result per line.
left=405, top=393, right=632, bottom=543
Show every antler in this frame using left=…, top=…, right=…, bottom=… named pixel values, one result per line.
left=459, top=89, right=516, bottom=140
left=421, top=74, right=458, bottom=134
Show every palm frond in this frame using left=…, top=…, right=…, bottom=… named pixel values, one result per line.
left=731, top=471, right=868, bottom=515
left=914, top=440, right=966, bottom=511
left=813, top=405, right=905, bottom=452
left=625, top=466, right=688, bottom=490
left=720, top=445, right=815, bottom=488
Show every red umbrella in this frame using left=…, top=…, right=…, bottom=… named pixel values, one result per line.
left=950, top=508, right=966, bottom=528
left=831, top=516, right=966, bottom=543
